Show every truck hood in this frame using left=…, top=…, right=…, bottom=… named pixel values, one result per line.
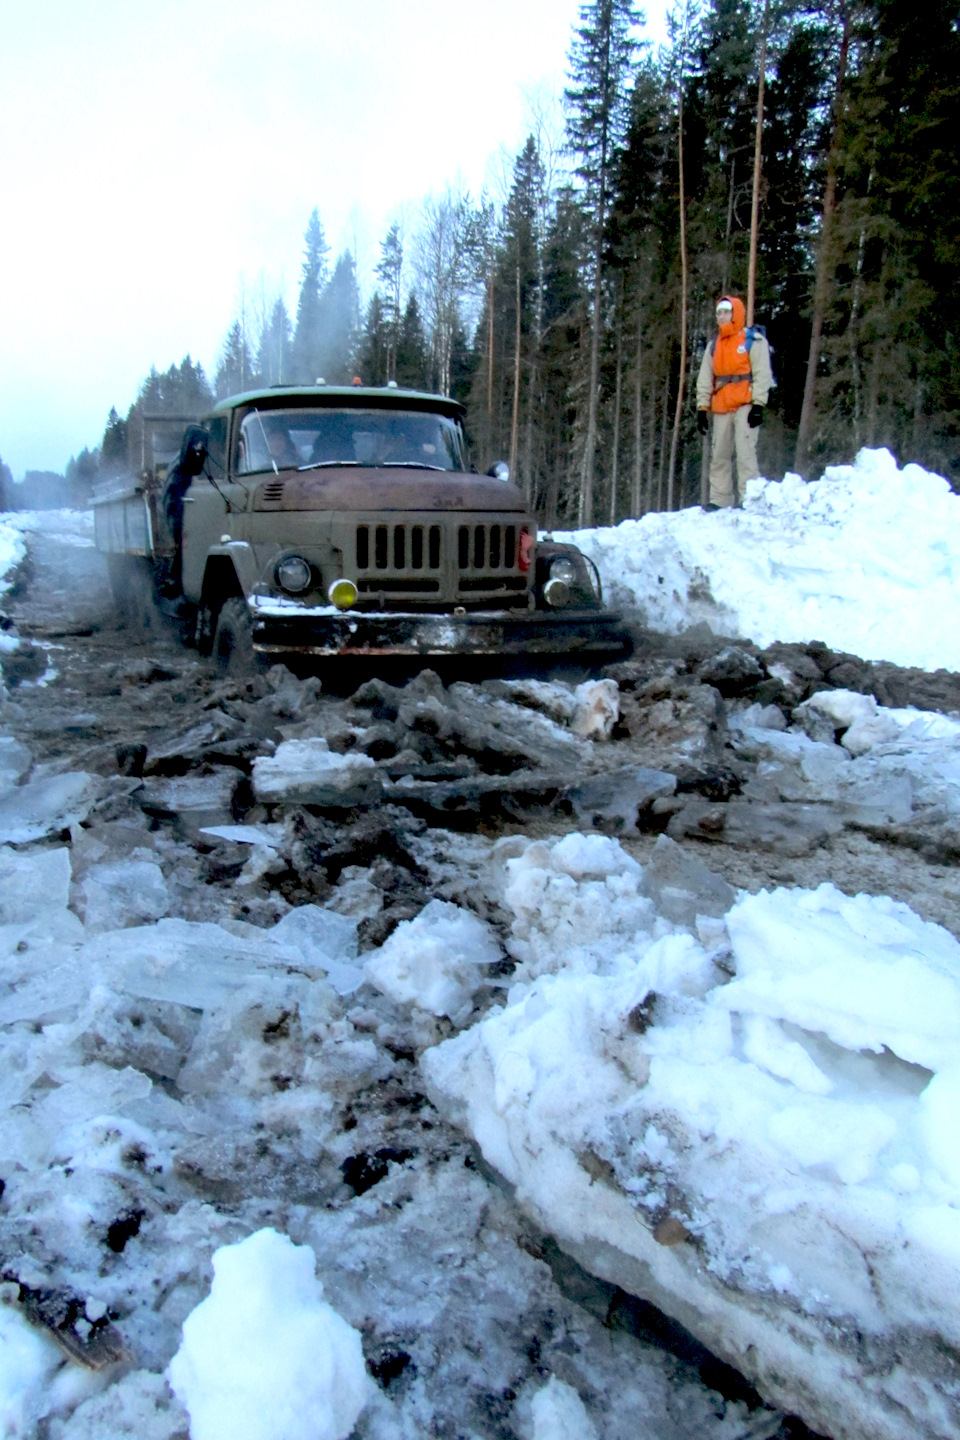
left=252, top=468, right=527, bottom=513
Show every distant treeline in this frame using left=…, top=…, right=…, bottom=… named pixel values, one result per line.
left=27, top=0, right=960, bottom=524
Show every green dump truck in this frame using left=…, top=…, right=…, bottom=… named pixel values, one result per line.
left=93, top=384, right=629, bottom=671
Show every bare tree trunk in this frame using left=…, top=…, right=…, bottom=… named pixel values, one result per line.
left=610, top=288, right=623, bottom=524
left=509, top=265, right=522, bottom=478
left=795, top=5, right=851, bottom=474
left=487, top=266, right=495, bottom=447
left=656, top=366, right=670, bottom=511
left=722, top=156, right=735, bottom=293
left=666, top=66, right=689, bottom=511
left=632, top=312, right=644, bottom=516
left=746, top=0, right=771, bottom=327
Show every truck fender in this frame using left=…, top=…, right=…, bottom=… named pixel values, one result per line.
left=196, top=549, right=254, bottom=654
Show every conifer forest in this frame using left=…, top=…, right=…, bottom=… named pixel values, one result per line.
left=45, top=0, right=960, bottom=526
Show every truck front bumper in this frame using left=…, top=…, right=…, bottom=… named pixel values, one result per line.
left=251, top=605, right=631, bottom=660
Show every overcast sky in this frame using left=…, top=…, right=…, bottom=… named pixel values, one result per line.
left=1, top=1, right=668, bottom=479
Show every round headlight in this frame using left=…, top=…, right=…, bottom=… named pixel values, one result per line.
left=543, top=576, right=572, bottom=607
left=549, top=557, right=577, bottom=586
left=275, top=555, right=312, bottom=593
left=328, top=578, right=358, bottom=610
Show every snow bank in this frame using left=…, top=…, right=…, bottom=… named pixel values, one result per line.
left=0, top=519, right=26, bottom=598
left=168, top=1228, right=368, bottom=1440
left=558, top=448, right=960, bottom=671
left=423, top=833, right=960, bottom=1440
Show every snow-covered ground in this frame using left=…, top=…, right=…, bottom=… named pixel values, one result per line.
left=558, top=448, right=960, bottom=671
left=1, top=462, right=960, bottom=1440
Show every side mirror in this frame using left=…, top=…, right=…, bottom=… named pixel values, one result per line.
left=487, top=461, right=510, bottom=482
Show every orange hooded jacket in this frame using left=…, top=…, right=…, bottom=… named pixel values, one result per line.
left=710, top=296, right=753, bottom=414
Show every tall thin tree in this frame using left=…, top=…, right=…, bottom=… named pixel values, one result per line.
left=746, top=0, right=771, bottom=326
left=566, top=0, right=640, bottom=526
left=667, top=8, right=691, bottom=511
left=794, top=2, right=851, bottom=473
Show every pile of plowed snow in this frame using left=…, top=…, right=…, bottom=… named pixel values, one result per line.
left=559, top=448, right=960, bottom=671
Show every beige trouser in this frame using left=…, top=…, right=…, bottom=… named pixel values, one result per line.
left=709, top=406, right=759, bottom=507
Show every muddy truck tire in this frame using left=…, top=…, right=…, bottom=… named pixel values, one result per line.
left=213, top=596, right=261, bottom=676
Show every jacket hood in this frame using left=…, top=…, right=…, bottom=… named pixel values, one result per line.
left=717, top=296, right=746, bottom=336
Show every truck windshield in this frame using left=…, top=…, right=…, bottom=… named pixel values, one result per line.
left=237, top=407, right=466, bottom=475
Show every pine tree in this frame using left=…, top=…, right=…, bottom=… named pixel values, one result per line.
left=0, top=457, right=13, bottom=512
left=256, top=296, right=293, bottom=387
left=565, top=0, right=641, bottom=525
left=66, top=448, right=100, bottom=504
left=215, top=321, right=254, bottom=400
left=100, top=407, right=128, bottom=474
left=292, top=209, right=330, bottom=383
left=376, top=223, right=405, bottom=382
left=316, top=251, right=360, bottom=383
left=395, top=296, right=430, bottom=391
left=358, top=293, right=389, bottom=386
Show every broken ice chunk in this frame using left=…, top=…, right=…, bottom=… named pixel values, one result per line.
left=79, top=859, right=169, bottom=933
left=0, top=773, right=106, bottom=845
left=570, top=679, right=620, bottom=739
left=0, top=845, right=72, bottom=921
left=137, top=771, right=238, bottom=833
left=252, top=738, right=379, bottom=807
left=364, top=898, right=502, bottom=1024
left=0, top=736, right=32, bottom=793
left=271, top=905, right=366, bottom=995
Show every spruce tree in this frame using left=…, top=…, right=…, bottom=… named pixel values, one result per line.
left=376, top=223, right=404, bottom=382
left=256, top=296, right=293, bottom=387
left=215, top=322, right=254, bottom=400
left=316, top=251, right=360, bottom=384
left=395, top=296, right=430, bottom=391
left=292, top=209, right=330, bottom=383
left=100, top=408, right=128, bottom=474
left=359, top=294, right=388, bottom=386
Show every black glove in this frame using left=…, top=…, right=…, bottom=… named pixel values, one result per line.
left=747, top=404, right=763, bottom=429
left=697, top=410, right=709, bottom=436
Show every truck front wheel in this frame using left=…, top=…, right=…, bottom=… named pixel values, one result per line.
left=212, top=597, right=260, bottom=676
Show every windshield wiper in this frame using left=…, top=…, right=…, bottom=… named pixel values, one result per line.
left=297, top=460, right=359, bottom=471
left=381, top=461, right=449, bottom=472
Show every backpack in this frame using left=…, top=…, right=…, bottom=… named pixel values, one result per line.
left=708, top=324, right=777, bottom=386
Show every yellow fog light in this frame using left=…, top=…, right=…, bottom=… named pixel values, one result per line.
left=328, top=578, right=358, bottom=610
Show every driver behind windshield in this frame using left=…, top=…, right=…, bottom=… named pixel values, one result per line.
left=265, top=424, right=300, bottom=470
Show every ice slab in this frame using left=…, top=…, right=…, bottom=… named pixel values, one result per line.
left=0, top=845, right=72, bottom=921
left=252, top=738, right=379, bottom=807
left=0, top=735, right=32, bottom=793
left=89, top=919, right=325, bottom=1013
left=0, top=772, right=104, bottom=844
left=138, top=772, right=237, bottom=831
left=80, top=859, right=169, bottom=933
left=271, top=906, right=366, bottom=996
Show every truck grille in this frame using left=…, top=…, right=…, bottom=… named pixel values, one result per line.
left=457, top=523, right=517, bottom=572
left=355, top=524, right=440, bottom=578
left=355, top=521, right=527, bottom=605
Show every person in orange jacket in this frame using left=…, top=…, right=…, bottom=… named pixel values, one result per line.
left=696, top=295, right=773, bottom=508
